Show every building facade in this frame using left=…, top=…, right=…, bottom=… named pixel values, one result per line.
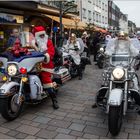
left=119, top=13, right=128, bottom=33
left=76, top=0, right=108, bottom=29
left=39, top=0, right=78, bottom=15
left=128, top=20, right=136, bottom=33
left=108, top=0, right=121, bottom=33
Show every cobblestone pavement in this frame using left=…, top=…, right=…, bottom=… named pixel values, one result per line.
left=0, top=59, right=140, bottom=139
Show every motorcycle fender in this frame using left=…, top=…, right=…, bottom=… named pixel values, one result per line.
left=108, top=88, right=123, bottom=106
left=96, top=87, right=108, bottom=106
left=0, top=82, right=19, bottom=95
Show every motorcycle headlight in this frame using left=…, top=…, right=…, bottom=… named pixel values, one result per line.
left=100, top=47, right=104, bottom=52
left=7, top=64, right=17, bottom=76
left=112, top=67, right=124, bottom=80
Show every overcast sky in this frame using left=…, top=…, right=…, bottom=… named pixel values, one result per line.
left=113, top=0, right=140, bottom=27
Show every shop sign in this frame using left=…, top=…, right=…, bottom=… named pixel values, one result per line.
left=0, top=13, right=23, bottom=24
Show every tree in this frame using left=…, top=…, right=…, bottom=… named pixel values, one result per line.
left=84, top=23, right=95, bottom=34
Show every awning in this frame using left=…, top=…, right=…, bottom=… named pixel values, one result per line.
left=94, top=26, right=107, bottom=33
left=45, top=14, right=86, bottom=29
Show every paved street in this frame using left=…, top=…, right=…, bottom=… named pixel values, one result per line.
left=0, top=58, right=140, bottom=139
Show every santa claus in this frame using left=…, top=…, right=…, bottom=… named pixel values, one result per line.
left=33, top=26, right=59, bottom=109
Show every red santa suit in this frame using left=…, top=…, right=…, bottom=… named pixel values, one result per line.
left=33, top=26, right=55, bottom=89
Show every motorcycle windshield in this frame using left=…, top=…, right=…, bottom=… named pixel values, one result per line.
left=110, top=53, right=130, bottom=67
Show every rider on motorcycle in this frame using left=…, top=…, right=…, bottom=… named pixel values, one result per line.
left=92, top=31, right=140, bottom=109
left=33, top=26, right=59, bottom=109
left=64, top=33, right=83, bottom=80
left=105, top=31, right=140, bottom=106
left=105, top=31, right=139, bottom=56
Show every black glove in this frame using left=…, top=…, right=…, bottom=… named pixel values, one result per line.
left=74, top=47, right=79, bottom=51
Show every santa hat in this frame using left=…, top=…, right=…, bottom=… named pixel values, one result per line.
left=33, top=26, right=46, bottom=37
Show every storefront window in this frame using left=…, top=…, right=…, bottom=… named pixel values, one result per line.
left=0, top=13, right=23, bottom=52
left=0, top=24, right=21, bottom=52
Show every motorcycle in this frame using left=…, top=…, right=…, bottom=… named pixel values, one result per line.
left=0, top=49, right=70, bottom=121
left=96, top=53, right=140, bottom=136
left=61, top=46, right=90, bottom=78
left=96, top=43, right=106, bottom=69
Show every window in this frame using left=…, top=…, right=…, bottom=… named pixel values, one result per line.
left=105, top=4, right=107, bottom=12
left=99, top=0, right=101, bottom=8
left=105, top=17, right=108, bottom=24
left=88, top=0, right=91, bottom=3
left=93, top=0, right=95, bottom=5
left=88, top=10, right=91, bottom=20
left=99, top=15, right=101, bottom=23
left=96, top=13, right=99, bottom=22
left=102, top=16, right=104, bottom=24
left=96, top=0, right=98, bottom=7
left=93, top=12, right=95, bottom=21
left=102, top=2, right=104, bottom=10
left=82, top=8, right=86, bottom=18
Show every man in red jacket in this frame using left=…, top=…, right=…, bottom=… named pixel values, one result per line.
left=33, top=26, right=59, bottom=109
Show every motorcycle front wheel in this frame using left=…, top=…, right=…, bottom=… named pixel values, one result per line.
left=108, top=105, right=123, bottom=136
left=0, top=86, right=24, bottom=121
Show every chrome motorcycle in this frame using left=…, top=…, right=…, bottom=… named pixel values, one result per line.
left=96, top=53, right=140, bottom=136
left=0, top=50, right=70, bottom=121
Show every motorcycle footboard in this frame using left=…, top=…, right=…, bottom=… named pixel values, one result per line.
left=53, top=68, right=71, bottom=84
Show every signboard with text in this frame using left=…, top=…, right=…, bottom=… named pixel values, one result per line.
left=0, top=13, right=24, bottom=24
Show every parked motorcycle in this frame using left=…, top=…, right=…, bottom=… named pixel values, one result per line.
left=0, top=49, right=70, bottom=121
left=96, top=53, right=140, bottom=136
left=96, top=43, right=106, bottom=69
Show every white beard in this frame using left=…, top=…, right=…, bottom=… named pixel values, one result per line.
left=36, top=35, right=48, bottom=52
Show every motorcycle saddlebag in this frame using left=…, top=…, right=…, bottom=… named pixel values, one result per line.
left=53, top=67, right=71, bottom=84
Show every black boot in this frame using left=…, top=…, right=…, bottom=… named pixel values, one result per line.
left=92, top=103, right=97, bottom=108
left=52, top=98, right=59, bottom=109
left=77, top=65, right=83, bottom=80
left=79, top=75, right=82, bottom=80
left=46, top=88, right=59, bottom=109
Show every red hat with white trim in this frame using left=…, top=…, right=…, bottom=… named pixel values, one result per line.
left=33, top=26, right=46, bottom=37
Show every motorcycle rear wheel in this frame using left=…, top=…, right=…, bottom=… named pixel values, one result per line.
left=0, top=86, right=24, bottom=121
left=108, top=105, right=123, bottom=136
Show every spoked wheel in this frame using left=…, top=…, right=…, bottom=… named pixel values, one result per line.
left=0, top=86, right=24, bottom=121
left=108, top=104, right=123, bottom=136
